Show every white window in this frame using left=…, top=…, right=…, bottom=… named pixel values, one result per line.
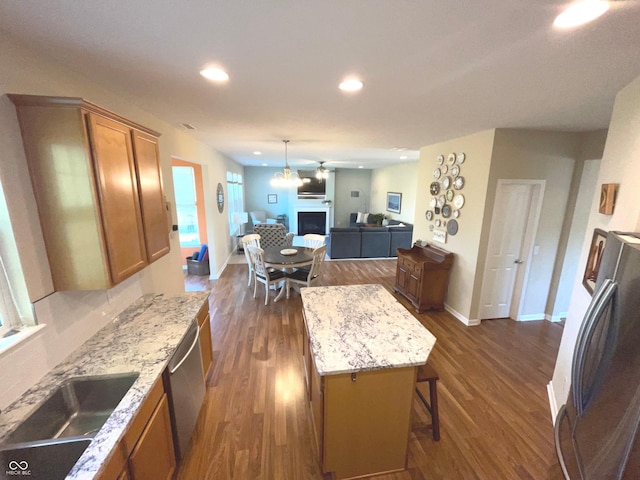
left=227, top=172, right=244, bottom=234
left=172, top=166, right=201, bottom=247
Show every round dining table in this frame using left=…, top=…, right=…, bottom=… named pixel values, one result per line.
left=263, top=246, right=315, bottom=301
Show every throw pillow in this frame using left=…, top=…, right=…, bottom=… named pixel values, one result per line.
left=356, top=212, right=369, bottom=223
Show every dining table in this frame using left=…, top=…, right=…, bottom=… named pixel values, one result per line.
left=263, top=246, right=315, bottom=301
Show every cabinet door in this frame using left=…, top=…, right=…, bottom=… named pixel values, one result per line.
left=396, top=265, right=408, bottom=292
left=88, top=113, right=148, bottom=284
left=128, top=394, right=176, bottom=480
left=407, top=271, right=420, bottom=301
left=132, top=131, right=170, bottom=263
left=198, top=311, right=213, bottom=379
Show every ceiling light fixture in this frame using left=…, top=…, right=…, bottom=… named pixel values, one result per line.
left=253, top=151, right=262, bottom=155
left=315, top=161, right=330, bottom=180
left=200, top=67, right=229, bottom=82
left=554, top=0, right=609, bottom=28
left=339, top=78, right=364, bottom=92
left=270, top=140, right=303, bottom=188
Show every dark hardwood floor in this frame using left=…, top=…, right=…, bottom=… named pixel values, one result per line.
left=176, top=258, right=565, bottom=480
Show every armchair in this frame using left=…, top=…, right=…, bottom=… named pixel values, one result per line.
left=250, top=210, right=277, bottom=227
left=254, top=223, right=294, bottom=249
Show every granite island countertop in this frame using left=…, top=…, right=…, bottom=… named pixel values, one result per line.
left=0, top=291, right=210, bottom=480
left=300, top=284, right=436, bottom=376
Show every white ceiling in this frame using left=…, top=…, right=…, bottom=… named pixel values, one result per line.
left=2, top=1, right=640, bottom=169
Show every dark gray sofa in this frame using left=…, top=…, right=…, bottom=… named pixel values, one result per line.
left=328, top=216, right=413, bottom=259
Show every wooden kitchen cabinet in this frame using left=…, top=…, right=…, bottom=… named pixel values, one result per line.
left=8, top=94, right=170, bottom=291
left=98, top=378, right=176, bottom=480
left=197, top=301, right=213, bottom=379
left=128, top=394, right=176, bottom=480
left=395, top=244, right=454, bottom=312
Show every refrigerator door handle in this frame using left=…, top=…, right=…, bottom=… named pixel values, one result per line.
left=572, top=279, right=617, bottom=416
left=555, top=404, right=571, bottom=480
left=571, top=278, right=611, bottom=404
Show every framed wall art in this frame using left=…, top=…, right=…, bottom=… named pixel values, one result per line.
left=582, top=228, right=607, bottom=295
left=386, top=192, right=402, bottom=214
left=268, top=194, right=277, bottom=204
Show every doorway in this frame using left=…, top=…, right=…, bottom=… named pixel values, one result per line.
left=479, top=180, right=545, bottom=320
left=171, top=159, right=208, bottom=266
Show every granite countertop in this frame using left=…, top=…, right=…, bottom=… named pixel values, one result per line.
left=300, top=284, right=436, bottom=376
left=0, top=291, right=210, bottom=480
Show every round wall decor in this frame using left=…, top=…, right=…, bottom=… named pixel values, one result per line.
left=216, top=182, right=224, bottom=213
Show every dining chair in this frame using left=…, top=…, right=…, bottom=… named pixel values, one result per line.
left=254, top=223, right=295, bottom=249
left=303, top=234, right=326, bottom=249
left=246, top=244, right=286, bottom=305
left=285, top=245, right=327, bottom=299
left=241, top=234, right=261, bottom=287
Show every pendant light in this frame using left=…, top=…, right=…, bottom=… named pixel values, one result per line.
left=270, top=140, right=303, bottom=187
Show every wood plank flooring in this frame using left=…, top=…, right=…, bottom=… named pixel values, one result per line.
left=176, top=258, right=565, bottom=480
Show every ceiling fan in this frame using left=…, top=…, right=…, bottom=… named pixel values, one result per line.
left=315, top=161, right=330, bottom=180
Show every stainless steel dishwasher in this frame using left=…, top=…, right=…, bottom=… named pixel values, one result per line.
left=167, top=318, right=206, bottom=459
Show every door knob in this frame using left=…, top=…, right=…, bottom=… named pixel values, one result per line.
left=514, top=259, right=523, bottom=264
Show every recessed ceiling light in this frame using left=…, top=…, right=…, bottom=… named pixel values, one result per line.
left=554, top=1, right=609, bottom=28
left=339, top=78, right=364, bottom=92
left=358, top=165, right=364, bottom=169
left=253, top=151, right=262, bottom=155
left=400, top=155, right=408, bottom=160
left=262, top=163, right=268, bottom=167
left=200, top=67, right=229, bottom=82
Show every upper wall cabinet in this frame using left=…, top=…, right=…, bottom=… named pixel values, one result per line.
left=9, top=94, right=170, bottom=291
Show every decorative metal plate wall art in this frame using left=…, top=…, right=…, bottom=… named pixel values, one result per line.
left=428, top=151, right=468, bottom=239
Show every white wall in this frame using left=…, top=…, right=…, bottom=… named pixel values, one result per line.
left=548, top=159, right=600, bottom=320
left=551, top=73, right=640, bottom=413
left=0, top=36, right=240, bottom=409
left=415, top=130, right=496, bottom=323
left=333, top=169, right=372, bottom=227
left=244, top=167, right=291, bottom=222
left=370, top=162, right=418, bottom=224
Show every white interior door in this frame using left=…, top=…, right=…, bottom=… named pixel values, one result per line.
left=479, top=182, right=540, bottom=319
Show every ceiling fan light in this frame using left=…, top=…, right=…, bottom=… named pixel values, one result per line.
left=554, top=1, right=609, bottom=28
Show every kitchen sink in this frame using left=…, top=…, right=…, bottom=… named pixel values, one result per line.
left=0, top=373, right=139, bottom=479
left=3, top=372, right=139, bottom=445
left=0, top=437, right=91, bottom=480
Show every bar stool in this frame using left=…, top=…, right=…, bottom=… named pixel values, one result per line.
left=415, top=362, right=440, bottom=441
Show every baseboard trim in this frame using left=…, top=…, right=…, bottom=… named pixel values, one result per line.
left=444, top=304, right=480, bottom=326
left=516, top=313, right=546, bottom=321
left=545, top=313, right=567, bottom=322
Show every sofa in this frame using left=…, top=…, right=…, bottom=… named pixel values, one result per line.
left=327, top=215, right=413, bottom=259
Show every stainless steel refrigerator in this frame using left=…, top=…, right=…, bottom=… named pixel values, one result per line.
left=555, top=231, right=640, bottom=479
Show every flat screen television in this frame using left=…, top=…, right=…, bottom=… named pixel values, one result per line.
left=297, top=170, right=326, bottom=199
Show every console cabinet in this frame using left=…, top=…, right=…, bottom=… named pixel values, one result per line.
left=9, top=94, right=170, bottom=291
left=395, top=244, right=454, bottom=312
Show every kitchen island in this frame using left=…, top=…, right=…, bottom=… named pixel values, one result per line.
left=301, top=284, right=436, bottom=480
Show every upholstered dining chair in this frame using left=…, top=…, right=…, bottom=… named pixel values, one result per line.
left=285, top=245, right=327, bottom=299
left=246, top=245, right=286, bottom=305
left=254, top=223, right=294, bottom=249
left=303, top=234, right=326, bottom=249
left=241, top=234, right=261, bottom=287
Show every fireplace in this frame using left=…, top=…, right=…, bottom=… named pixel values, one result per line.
left=298, top=211, right=327, bottom=235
